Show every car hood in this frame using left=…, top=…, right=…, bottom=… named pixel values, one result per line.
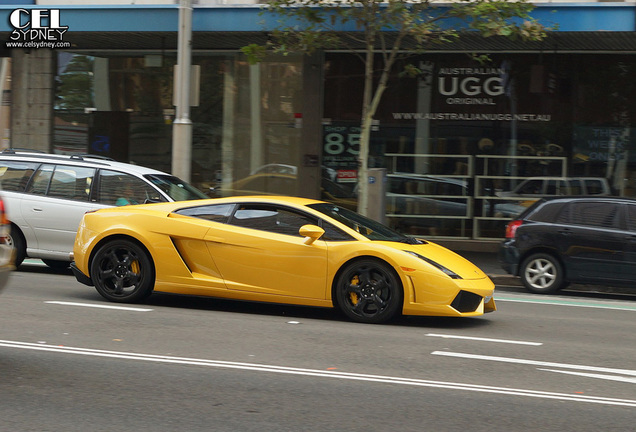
left=381, top=240, right=489, bottom=280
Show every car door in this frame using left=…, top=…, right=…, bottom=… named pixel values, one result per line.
left=204, top=203, right=329, bottom=299
left=20, top=164, right=105, bottom=257
left=555, top=200, right=626, bottom=283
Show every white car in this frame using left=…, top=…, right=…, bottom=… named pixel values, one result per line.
left=0, top=150, right=207, bottom=268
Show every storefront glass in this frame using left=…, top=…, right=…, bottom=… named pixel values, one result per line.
left=53, top=52, right=305, bottom=198
left=323, top=52, right=636, bottom=238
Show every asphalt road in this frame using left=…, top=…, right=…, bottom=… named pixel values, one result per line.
left=1, top=262, right=635, bottom=432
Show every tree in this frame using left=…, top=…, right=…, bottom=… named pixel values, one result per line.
left=242, top=0, right=549, bottom=216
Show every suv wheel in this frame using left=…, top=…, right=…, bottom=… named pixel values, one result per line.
left=520, top=253, right=565, bottom=294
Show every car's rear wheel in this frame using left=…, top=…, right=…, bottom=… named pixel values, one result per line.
left=335, top=259, right=403, bottom=324
left=520, top=253, right=565, bottom=294
left=90, top=239, right=154, bottom=303
left=8, top=224, right=26, bottom=268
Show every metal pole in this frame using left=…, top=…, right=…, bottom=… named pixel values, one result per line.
left=172, top=0, right=193, bottom=181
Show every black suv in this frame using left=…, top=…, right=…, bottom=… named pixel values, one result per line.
left=499, top=196, right=636, bottom=293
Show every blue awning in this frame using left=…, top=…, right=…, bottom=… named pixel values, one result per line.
left=0, top=3, right=634, bottom=33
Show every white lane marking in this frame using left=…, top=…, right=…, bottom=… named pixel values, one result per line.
left=431, top=351, right=636, bottom=377
left=426, top=333, right=542, bottom=346
left=495, top=295, right=636, bottom=312
left=539, top=369, right=636, bottom=384
left=0, top=340, right=635, bottom=407
left=45, top=301, right=152, bottom=312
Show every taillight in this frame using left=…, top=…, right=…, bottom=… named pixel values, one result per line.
left=505, top=220, right=523, bottom=239
left=0, top=198, right=8, bottom=225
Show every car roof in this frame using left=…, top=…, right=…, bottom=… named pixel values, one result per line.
left=0, top=150, right=169, bottom=176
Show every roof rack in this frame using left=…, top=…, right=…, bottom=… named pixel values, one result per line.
left=70, top=154, right=115, bottom=161
left=2, top=148, right=46, bottom=154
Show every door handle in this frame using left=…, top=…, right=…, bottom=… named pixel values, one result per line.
left=32, top=207, right=43, bottom=212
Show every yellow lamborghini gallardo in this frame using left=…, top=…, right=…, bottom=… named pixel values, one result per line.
left=71, top=196, right=496, bottom=324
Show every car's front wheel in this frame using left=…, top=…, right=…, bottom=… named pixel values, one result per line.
left=520, top=253, right=565, bottom=294
left=334, top=259, right=403, bottom=324
left=90, top=239, right=155, bottom=303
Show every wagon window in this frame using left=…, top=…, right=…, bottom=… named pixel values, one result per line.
left=0, top=161, right=38, bottom=192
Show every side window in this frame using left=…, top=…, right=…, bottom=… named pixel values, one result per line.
left=26, top=164, right=55, bottom=196
left=569, top=179, right=583, bottom=195
left=47, top=165, right=95, bottom=201
left=174, top=204, right=234, bottom=223
left=584, top=179, right=605, bottom=195
left=627, top=205, right=636, bottom=231
left=229, top=204, right=317, bottom=237
left=517, top=179, right=542, bottom=195
left=98, top=170, right=165, bottom=206
left=0, top=161, right=38, bottom=192
left=569, top=201, right=619, bottom=229
left=320, top=220, right=355, bottom=241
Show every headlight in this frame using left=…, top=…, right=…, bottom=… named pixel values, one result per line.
left=404, top=251, right=462, bottom=279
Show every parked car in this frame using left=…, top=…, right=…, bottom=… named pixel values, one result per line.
left=499, top=196, right=636, bottom=293
left=385, top=173, right=469, bottom=234
left=0, top=150, right=207, bottom=268
left=496, top=176, right=611, bottom=198
left=0, top=193, right=14, bottom=292
left=71, top=196, right=496, bottom=324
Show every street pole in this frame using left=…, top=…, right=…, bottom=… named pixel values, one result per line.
left=172, top=0, right=193, bottom=182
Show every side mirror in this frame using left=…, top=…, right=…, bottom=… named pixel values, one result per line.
left=299, top=224, right=325, bottom=245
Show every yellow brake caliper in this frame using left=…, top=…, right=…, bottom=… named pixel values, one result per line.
left=130, top=260, right=140, bottom=274
left=349, top=275, right=360, bottom=305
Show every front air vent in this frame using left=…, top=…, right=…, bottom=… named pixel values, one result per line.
left=450, top=290, right=482, bottom=313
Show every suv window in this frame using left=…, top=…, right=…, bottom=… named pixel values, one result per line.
left=27, top=164, right=54, bottom=196
left=626, top=204, right=636, bottom=231
left=48, top=165, right=95, bottom=202
left=0, top=161, right=38, bottom=191
left=557, top=201, right=620, bottom=229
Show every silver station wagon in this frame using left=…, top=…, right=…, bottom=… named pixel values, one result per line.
left=0, top=150, right=207, bottom=268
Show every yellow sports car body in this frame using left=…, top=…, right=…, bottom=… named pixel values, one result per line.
left=71, top=196, right=495, bottom=324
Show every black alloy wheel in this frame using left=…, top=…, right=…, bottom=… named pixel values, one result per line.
left=520, top=252, right=565, bottom=294
left=90, top=239, right=154, bottom=303
left=335, top=259, right=403, bottom=324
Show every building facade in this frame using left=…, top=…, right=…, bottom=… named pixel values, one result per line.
left=1, top=1, right=635, bottom=242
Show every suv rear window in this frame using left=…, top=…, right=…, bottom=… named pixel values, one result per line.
left=556, top=201, right=620, bottom=229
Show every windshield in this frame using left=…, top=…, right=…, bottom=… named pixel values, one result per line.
left=308, top=203, right=423, bottom=243
left=145, top=174, right=208, bottom=201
